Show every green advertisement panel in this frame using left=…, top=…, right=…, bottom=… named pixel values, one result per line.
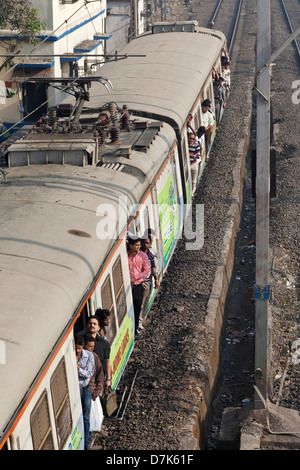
left=158, top=173, right=180, bottom=269
left=110, top=314, right=134, bottom=390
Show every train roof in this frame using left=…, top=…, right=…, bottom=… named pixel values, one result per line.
left=64, top=28, right=226, bottom=132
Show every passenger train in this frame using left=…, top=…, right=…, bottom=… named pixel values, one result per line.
left=0, top=21, right=227, bottom=450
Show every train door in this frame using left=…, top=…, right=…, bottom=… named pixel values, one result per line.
left=8, top=334, right=84, bottom=450
left=127, top=202, right=149, bottom=240
left=181, top=133, right=192, bottom=206
left=73, top=301, right=92, bottom=334
left=194, top=104, right=207, bottom=179
left=200, top=79, right=217, bottom=154
left=93, top=245, right=134, bottom=389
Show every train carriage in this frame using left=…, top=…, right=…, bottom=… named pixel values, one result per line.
left=0, top=23, right=227, bottom=450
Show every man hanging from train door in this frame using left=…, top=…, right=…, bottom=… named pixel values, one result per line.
left=75, top=334, right=94, bottom=450
left=127, top=236, right=151, bottom=339
left=201, top=99, right=215, bottom=156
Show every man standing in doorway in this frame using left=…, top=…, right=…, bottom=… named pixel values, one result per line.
left=201, top=99, right=215, bottom=155
left=127, top=236, right=151, bottom=338
left=79, top=316, right=112, bottom=390
left=75, top=334, right=94, bottom=450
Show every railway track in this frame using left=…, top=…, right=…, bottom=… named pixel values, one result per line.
left=206, top=0, right=300, bottom=450
left=265, top=0, right=300, bottom=440
left=280, top=0, right=300, bottom=62
left=207, top=0, right=243, bottom=54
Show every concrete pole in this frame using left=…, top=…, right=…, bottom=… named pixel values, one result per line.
left=254, top=0, right=271, bottom=409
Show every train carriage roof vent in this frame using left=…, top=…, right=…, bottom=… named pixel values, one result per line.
left=7, top=137, right=98, bottom=167
left=132, top=121, right=163, bottom=152
left=152, top=21, right=198, bottom=34
left=98, top=162, right=125, bottom=171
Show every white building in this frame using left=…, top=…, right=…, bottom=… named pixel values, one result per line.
left=0, top=0, right=108, bottom=128
left=105, top=0, right=145, bottom=54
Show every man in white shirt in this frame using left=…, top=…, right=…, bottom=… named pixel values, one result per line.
left=75, top=334, right=94, bottom=450
left=201, top=99, right=215, bottom=155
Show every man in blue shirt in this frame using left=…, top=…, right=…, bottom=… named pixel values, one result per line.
left=75, top=334, right=94, bottom=450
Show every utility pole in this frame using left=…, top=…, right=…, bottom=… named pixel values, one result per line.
left=254, top=0, right=271, bottom=409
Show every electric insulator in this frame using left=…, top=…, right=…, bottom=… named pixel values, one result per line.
left=122, top=111, right=130, bottom=129
left=109, top=102, right=117, bottom=123
left=111, top=125, right=120, bottom=143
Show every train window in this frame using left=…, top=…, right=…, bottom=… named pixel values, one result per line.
left=112, top=256, right=127, bottom=325
left=101, top=275, right=117, bottom=344
left=50, top=358, right=72, bottom=450
left=30, top=390, right=55, bottom=450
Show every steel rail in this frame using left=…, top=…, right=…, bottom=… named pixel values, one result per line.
left=228, top=0, right=243, bottom=55
left=280, top=0, right=300, bottom=63
left=207, top=0, right=223, bottom=28
left=207, top=0, right=243, bottom=55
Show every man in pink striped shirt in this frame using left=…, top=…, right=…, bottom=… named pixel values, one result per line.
left=127, top=236, right=151, bottom=337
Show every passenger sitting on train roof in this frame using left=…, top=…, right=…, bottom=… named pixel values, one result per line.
left=84, top=334, right=105, bottom=400
left=78, top=316, right=112, bottom=389
left=75, top=334, right=94, bottom=450
left=127, top=235, right=151, bottom=339
left=201, top=99, right=214, bottom=155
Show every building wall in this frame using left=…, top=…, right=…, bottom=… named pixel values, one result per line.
left=105, top=0, right=145, bottom=54
left=0, top=0, right=106, bottom=126
left=106, top=1, right=131, bottom=53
